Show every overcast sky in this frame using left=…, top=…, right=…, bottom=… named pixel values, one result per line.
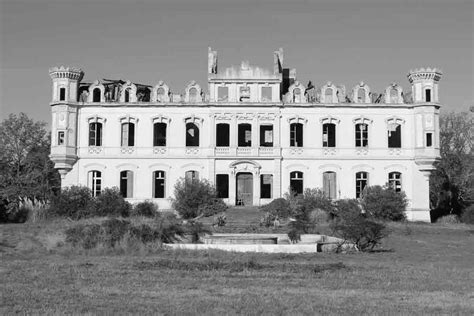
left=1, top=0, right=473, bottom=125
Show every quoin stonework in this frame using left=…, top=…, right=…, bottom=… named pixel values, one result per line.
left=49, top=48, right=442, bottom=221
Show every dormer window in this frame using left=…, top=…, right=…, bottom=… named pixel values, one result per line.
left=218, top=86, right=228, bottom=102
left=59, top=88, right=66, bottom=101
left=261, top=87, right=272, bottom=102
left=325, top=88, right=333, bottom=103
left=240, top=86, right=250, bottom=102
left=357, top=88, right=365, bottom=102
left=293, top=88, right=301, bottom=103
left=93, top=88, right=101, bottom=102
left=189, top=88, right=198, bottom=103
left=157, top=88, right=165, bottom=102
left=124, top=89, right=130, bottom=103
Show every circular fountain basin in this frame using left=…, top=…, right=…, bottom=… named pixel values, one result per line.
left=204, top=235, right=278, bottom=245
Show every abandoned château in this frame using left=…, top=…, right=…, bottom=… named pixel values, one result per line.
left=49, top=48, right=442, bottom=221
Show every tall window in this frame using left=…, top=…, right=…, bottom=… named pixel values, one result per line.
left=290, top=171, right=303, bottom=195
left=124, top=89, right=130, bottom=103
left=388, top=172, right=402, bottom=192
left=261, top=87, right=272, bottom=102
left=425, top=89, right=431, bottom=102
left=89, top=122, right=102, bottom=146
left=293, top=88, right=301, bottom=102
left=153, top=122, right=167, bottom=146
left=59, top=88, right=66, bottom=101
left=93, top=88, right=101, bottom=102
left=323, top=123, right=336, bottom=147
left=57, top=131, right=65, bottom=145
left=189, top=88, right=198, bottom=103
left=323, top=171, right=337, bottom=199
left=260, top=174, right=273, bottom=198
left=260, top=125, right=273, bottom=147
left=238, top=123, right=252, bottom=147
left=426, top=133, right=433, bottom=147
left=217, top=86, right=228, bottom=102
left=157, top=88, right=166, bottom=102
left=390, top=87, right=398, bottom=103
left=388, top=124, right=401, bottom=148
left=153, top=170, right=165, bottom=198
left=357, top=88, right=365, bottom=102
left=186, top=123, right=200, bottom=146
left=88, top=171, right=102, bottom=197
left=185, top=170, right=199, bottom=184
left=356, top=172, right=368, bottom=198
left=290, top=123, right=303, bottom=147
left=121, top=122, right=135, bottom=147
left=120, top=170, right=133, bottom=198
left=216, top=123, right=230, bottom=147
left=216, top=174, right=229, bottom=198
left=355, top=123, right=368, bottom=147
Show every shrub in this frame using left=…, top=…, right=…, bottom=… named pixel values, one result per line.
left=185, top=222, right=212, bottom=243
left=100, top=218, right=131, bottom=247
left=298, top=188, right=334, bottom=214
left=260, top=212, right=277, bottom=227
left=330, top=217, right=388, bottom=251
left=155, top=213, right=187, bottom=243
left=171, top=178, right=226, bottom=219
left=331, top=199, right=362, bottom=221
left=461, top=205, right=474, bottom=224
left=259, top=198, right=292, bottom=218
left=212, top=214, right=227, bottom=227
left=129, top=224, right=160, bottom=243
left=133, top=201, right=158, bottom=218
left=65, top=223, right=102, bottom=249
left=361, top=185, right=407, bottom=221
left=49, top=186, right=93, bottom=220
left=436, top=214, right=461, bottom=224
left=92, top=187, right=131, bottom=217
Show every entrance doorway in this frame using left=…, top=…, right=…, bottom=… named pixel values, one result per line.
left=236, top=172, right=253, bottom=206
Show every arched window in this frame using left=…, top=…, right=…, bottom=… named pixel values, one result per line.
left=186, top=123, right=199, bottom=146
left=290, top=123, right=303, bottom=147
left=157, top=88, right=165, bottom=102
left=121, top=122, right=135, bottom=146
left=390, top=87, right=398, bottom=103
left=216, top=123, right=230, bottom=147
left=59, top=87, right=66, bottom=101
left=185, top=170, right=199, bottom=184
left=153, top=170, right=166, bottom=198
left=189, top=88, right=198, bottom=103
left=293, top=88, right=301, bottom=103
left=355, top=123, right=368, bottom=147
left=325, top=88, right=333, bottom=103
left=388, top=124, right=401, bottom=148
left=137, top=87, right=150, bottom=102
left=238, top=123, right=252, bottom=147
left=358, top=88, right=365, bottom=102
left=356, top=171, right=368, bottom=198
left=93, top=88, right=101, bottom=102
left=323, top=123, right=336, bottom=147
left=124, top=89, right=130, bottom=103
left=120, top=170, right=133, bottom=198
left=88, top=170, right=102, bottom=197
left=89, top=122, right=103, bottom=146
left=323, top=171, right=337, bottom=199
left=388, top=172, right=402, bottom=192
left=153, top=122, right=167, bottom=147
left=425, top=89, right=431, bottom=102
left=290, top=171, right=303, bottom=195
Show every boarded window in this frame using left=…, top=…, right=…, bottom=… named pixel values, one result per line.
left=121, top=123, right=135, bottom=147
left=260, top=174, right=273, bottom=198
left=216, top=174, right=229, bottom=198
left=388, top=172, right=402, bottom=192
left=356, top=172, right=368, bottom=198
left=153, top=122, right=167, bottom=146
left=261, top=87, right=272, bottom=102
left=238, top=123, right=252, bottom=147
left=218, top=87, right=228, bottom=102
left=323, top=172, right=337, bottom=199
left=355, top=123, right=368, bottom=147
left=290, top=171, right=303, bottom=195
left=260, top=125, right=273, bottom=147
left=153, top=170, right=165, bottom=198
left=216, top=123, right=230, bottom=147
left=388, top=124, right=401, bottom=148
left=88, top=122, right=102, bottom=146
left=290, top=123, right=303, bottom=147
left=323, top=123, right=336, bottom=147
left=186, top=123, right=199, bottom=146
left=59, top=88, right=66, bottom=101
left=88, top=170, right=102, bottom=197
left=120, top=170, right=133, bottom=198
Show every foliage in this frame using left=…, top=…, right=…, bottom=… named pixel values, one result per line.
left=460, top=205, right=474, bottom=224
left=259, top=212, right=277, bottom=228
left=92, top=187, right=131, bottom=217
left=331, top=199, right=362, bottom=221
left=212, top=214, right=227, bottom=227
left=132, top=201, right=158, bottom=218
left=436, top=215, right=460, bottom=224
left=430, top=112, right=474, bottom=216
left=171, top=178, right=226, bottom=219
left=100, top=218, right=131, bottom=247
left=65, top=223, right=102, bottom=249
left=154, top=213, right=187, bottom=243
left=287, top=228, right=301, bottom=243
left=295, top=188, right=334, bottom=214
left=259, top=198, right=292, bottom=218
left=185, top=222, right=212, bottom=243
left=330, top=217, right=388, bottom=251
left=361, top=185, right=407, bottom=221
left=49, top=186, right=94, bottom=220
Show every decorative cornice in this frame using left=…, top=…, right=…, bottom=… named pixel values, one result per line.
left=49, top=66, right=84, bottom=81
left=407, top=68, right=443, bottom=83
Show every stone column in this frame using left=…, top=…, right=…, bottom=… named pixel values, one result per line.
left=230, top=115, right=237, bottom=148
left=273, top=158, right=282, bottom=198
left=253, top=168, right=261, bottom=206
left=209, top=114, right=216, bottom=148
left=252, top=115, right=259, bottom=155
left=274, top=114, right=281, bottom=148
left=229, top=168, right=236, bottom=206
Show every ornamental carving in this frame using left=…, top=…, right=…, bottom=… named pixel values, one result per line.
left=120, top=147, right=135, bottom=154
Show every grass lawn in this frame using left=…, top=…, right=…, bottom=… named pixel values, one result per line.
left=1, top=218, right=474, bottom=315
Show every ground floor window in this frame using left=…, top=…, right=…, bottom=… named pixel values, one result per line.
left=216, top=174, right=229, bottom=198
left=323, top=171, right=337, bottom=199
left=185, top=170, right=199, bottom=184
left=120, top=170, right=133, bottom=198
left=290, top=171, right=303, bottom=195
left=153, top=170, right=166, bottom=198
left=260, top=174, right=273, bottom=198
left=356, top=171, right=368, bottom=198
left=88, top=170, right=102, bottom=197
left=388, top=172, right=402, bottom=192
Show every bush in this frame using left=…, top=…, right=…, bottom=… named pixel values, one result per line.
left=49, top=186, right=94, bottom=220
left=330, top=217, right=388, bottom=251
left=100, top=218, right=130, bottom=247
left=171, top=178, right=226, bottom=219
left=65, top=223, right=102, bottom=249
left=436, top=214, right=461, bottom=224
left=133, top=201, right=158, bottom=218
left=298, top=188, right=334, bottom=214
left=185, top=222, right=212, bottom=243
left=260, top=212, right=277, bottom=227
left=92, top=187, right=131, bottom=217
left=129, top=224, right=160, bottom=243
left=212, top=214, right=227, bottom=227
left=155, top=213, right=187, bottom=243
left=331, top=199, right=362, bottom=221
left=361, top=185, right=407, bottom=221
left=259, top=198, right=292, bottom=218
left=461, top=205, right=474, bottom=224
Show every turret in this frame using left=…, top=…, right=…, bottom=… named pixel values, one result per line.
left=407, top=68, right=442, bottom=103
left=49, top=66, right=83, bottom=179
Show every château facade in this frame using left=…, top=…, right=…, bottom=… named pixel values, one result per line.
left=49, top=48, right=442, bottom=221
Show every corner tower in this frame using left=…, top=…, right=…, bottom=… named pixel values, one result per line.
left=407, top=67, right=442, bottom=103
left=49, top=66, right=84, bottom=180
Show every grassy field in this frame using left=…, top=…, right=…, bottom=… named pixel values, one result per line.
left=1, top=217, right=474, bottom=315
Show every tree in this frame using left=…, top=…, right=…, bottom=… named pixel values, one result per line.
left=0, top=113, right=60, bottom=213
left=430, top=111, right=474, bottom=216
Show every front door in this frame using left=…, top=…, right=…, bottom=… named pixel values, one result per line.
left=236, top=173, right=253, bottom=206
